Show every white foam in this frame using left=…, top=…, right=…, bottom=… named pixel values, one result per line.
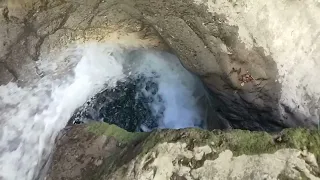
left=0, top=43, right=206, bottom=179
left=0, top=43, right=125, bottom=180
left=131, top=51, right=206, bottom=129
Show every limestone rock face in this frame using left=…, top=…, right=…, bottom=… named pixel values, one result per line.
left=46, top=123, right=320, bottom=180
left=0, top=0, right=319, bottom=130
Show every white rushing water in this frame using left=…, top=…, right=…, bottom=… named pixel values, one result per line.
left=0, top=43, right=207, bottom=180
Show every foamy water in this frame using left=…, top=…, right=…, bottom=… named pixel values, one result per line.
left=128, top=50, right=206, bottom=129
left=0, top=43, right=206, bottom=180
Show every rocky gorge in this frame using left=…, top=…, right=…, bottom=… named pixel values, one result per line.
left=0, top=0, right=320, bottom=179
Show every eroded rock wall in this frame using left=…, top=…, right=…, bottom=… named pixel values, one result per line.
left=193, top=0, right=320, bottom=130
left=119, top=0, right=320, bottom=130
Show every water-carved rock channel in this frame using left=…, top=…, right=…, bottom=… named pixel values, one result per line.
left=0, top=0, right=319, bottom=180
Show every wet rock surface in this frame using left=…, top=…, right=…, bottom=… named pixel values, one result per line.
left=46, top=123, right=320, bottom=180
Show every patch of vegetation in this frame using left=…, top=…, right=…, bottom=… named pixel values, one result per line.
left=86, top=122, right=147, bottom=144
left=218, top=129, right=284, bottom=156
left=86, top=122, right=320, bottom=177
left=282, top=128, right=320, bottom=171
left=139, top=128, right=320, bottom=164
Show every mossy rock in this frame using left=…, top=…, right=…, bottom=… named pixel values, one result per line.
left=87, top=123, right=320, bottom=163
left=47, top=123, right=320, bottom=180
left=86, top=122, right=147, bottom=144
left=140, top=128, right=320, bottom=160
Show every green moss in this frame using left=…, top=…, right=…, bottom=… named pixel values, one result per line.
left=139, top=128, right=320, bottom=161
left=86, top=122, right=147, bottom=144
left=84, top=123, right=320, bottom=179
left=139, top=128, right=274, bottom=155
left=86, top=122, right=320, bottom=168
left=218, top=130, right=284, bottom=156
left=282, top=128, right=320, bottom=168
